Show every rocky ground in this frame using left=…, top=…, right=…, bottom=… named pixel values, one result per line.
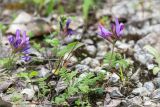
left=0, top=0, right=160, bottom=107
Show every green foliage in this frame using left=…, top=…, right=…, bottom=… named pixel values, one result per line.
left=11, top=92, right=22, bottom=103
left=17, top=71, right=50, bottom=100
left=0, top=57, right=15, bottom=70
left=45, top=38, right=60, bottom=47
left=144, top=45, right=160, bottom=75
left=83, top=0, right=94, bottom=20
left=53, top=68, right=104, bottom=105
left=0, top=23, right=7, bottom=32
left=104, top=52, right=129, bottom=81
left=104, top=52, right=129, bottom=69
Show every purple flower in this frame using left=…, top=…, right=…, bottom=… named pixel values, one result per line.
left=64, top=19, right=74, bottom=36
left=98, top=24, right=112, bottom=39
left=8, top=29, right=31, bottom=61
left=98, top=18, right=124, bottom=41
left=111, top=18, right=124, bottom=37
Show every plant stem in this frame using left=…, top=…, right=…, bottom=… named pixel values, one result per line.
left=63, top=41, right=78, bottom=66
left=119, top=65, right=124, bottom=82
left=109, top=41, right=116, bottom=68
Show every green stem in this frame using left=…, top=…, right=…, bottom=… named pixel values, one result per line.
left=109, top=41, right=116, bottom=68
left=119, top=65, right=124, bottom=82
left=63, top=41, right=78, bottom=65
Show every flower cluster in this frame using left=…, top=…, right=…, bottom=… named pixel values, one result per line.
left=98, top=18, right=124, bottom=43
left=8, top=29, right=31, bottom=61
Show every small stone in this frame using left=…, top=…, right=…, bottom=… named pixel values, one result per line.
left=104, top=99, right=121, bottom=107
left=153, top=78, right=160, bottom=88
left=96, top=101, right=103, bottom=106
left=90, top=59, right=100, bottom=68
left=144, top=100, right=156, bottom=107
left=128, top=96, right=143, bottom=106
left=132, top=87, right=151, bottom=96
left=38, top=66, right=50, bottom=77
left=81, top=57, right=92, bottom=65
left=21, top=88, right=35, bottom=100
left=106, top=87, right=123, bottom=98
left=144, top=81, right=155, bottom=92
left=55, top=78, right=67, bottom=93
left=146, top=64, right=155, bottom=70
left=82, top=39, right=94, bottom=45
left=116, top=41, right=132, bottom=52
left=131, top=68, right=141, bottom=83
left=109, top=73, right=120, bottom=83
left=85, top=45, right=97, bottom=56
left=137, top=82, right=143, bottom=88
left=151, top=89, right=160, bottom=99
left=75, top=64, right=90, bottom=72
left=105, top=72, right=111, bottom=80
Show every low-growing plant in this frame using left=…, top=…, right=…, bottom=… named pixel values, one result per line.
left=17, top=71, right=50, bottom=100
left=98, top=18, right=130, bottom=82
left=104, top=52, right=129, bottom=81
left=52, top=67, right=105, bottom=106
left=0, top=29, right=31, bottom=70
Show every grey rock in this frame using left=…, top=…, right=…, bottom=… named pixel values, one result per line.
left=104, top=99, right=121, bottom=107
left=109, top=73, right=120, bottom=83
left=134, top=32, right=160, bottom=65
left=85, top=45, right=97, bottom=56
left=106, top=87, right=123, bottom=98
left=144, top=81, right=155, bottom=92
left=151, top=88, right=160, bottom=99
left=75, top=64, right=90, bottom=72
left=128, top=96, right=143, bottom=106
left=81, top=57, right=100, bottom=68
left=121, top=100, right=142, bottom=107
left=146, top=64, right=155, bottom=70
left=55, top=78, right=67, bottom=93
left=153, top=78, right=160, bottom=88
left=104, top=92, right=121, bottom=107
left=38, top=66, right=50, bottom=77
left=116, top=41, right=133, bottom=52
left=90, top=59, right=100, bottom=68
left=81, top=57, right=92, bottom=65
left=131, top=68, right=141, bottom=83
left=137, top=82, right=143, bottom=88
left=21, top=88, right=35, bottom=100
left=132, top=87, right=151, bottom=96
left=96, top=41, right=108, bottom=58
left=157, top=72, right=160, bottom=78
left=82, top=39, right=94, bottom=45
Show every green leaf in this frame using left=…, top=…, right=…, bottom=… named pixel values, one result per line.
left=57, top=42, right=83, bottom=57
left=54, top=96, right=66, bottom=104
left=45, top=38, right=60, bottom=47
left=83, top=0, right=94, bottom=20
left=17, top=72, right=29, bottom=80
left=144, top=45, right=160, bottom=66
left=153, top=67, right=160, bottom=75
left=29, top=71, right=39, bottom=78
left=78, top=84, right=89, bottom=93
left=67, top=86, right=78, bottom=95
left=46, top=0, right=54, bottom=15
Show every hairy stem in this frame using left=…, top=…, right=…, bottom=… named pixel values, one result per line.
left=109, top=41, right=116, bottom=68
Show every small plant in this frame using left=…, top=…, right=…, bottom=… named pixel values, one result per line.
left=17, top=71, right=50, bottom=100
left=0, top=29, right=31, bottom=70
left=104, top=52, right=129, bottom=81
left=98, top=18, right=127, bottom=81
left=144, top=45, right=160, bottom=75
left=52, top=67, right=105, bottom=106
left=45, top=17, right=83, bottom=76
